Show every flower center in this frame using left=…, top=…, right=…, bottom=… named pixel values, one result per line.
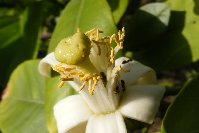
left=53, top=28, right=125, bottom=95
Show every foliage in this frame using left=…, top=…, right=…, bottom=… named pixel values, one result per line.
left=0, top=60, right=48, bottom=133
left=161, top=75, right=199, bottom=133
left=0, top=0, right=199, bottom=132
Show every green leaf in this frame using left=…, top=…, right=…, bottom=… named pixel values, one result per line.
left=45, top=77, right=75, bottom=133
left=161, top=75, right=199, bottom=133
left=107, top=0, right=129, bottom=23
left=0, top=16, right=21, bottom=49
left=0, top=60, right=48, bottom=133
left=125, top=2, right=170, bottom=51
left=48, top=0, right=117, bottom=52
left=165, top=0, right=199, bottom=62
left=0, top=1, right=43, bottom=87
left=130, top=1, right=199, bottom=70
left=140, top=2, right=170, bottom=26
left=124, top=2, right=194, bottom=70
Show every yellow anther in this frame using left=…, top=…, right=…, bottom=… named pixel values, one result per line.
left=92, top=77, right=98, bottom=88
left=89, top=79, right=92, bottom=91
left=80, top=74, right=92, bottom=81
left=77, top=73, right=102, bottom=94
left=93, top=42, right=101, bottom=55
left=110, top=47, right=115, bottom=64
left=80, top=81, right=87, bottom=91
left=96, top=29, right=99, bottom=41
left=70, top=72, right=84, bottom=76
left=58, top=81, right=65, bottom=88
left=52, top=64, right=76, bottom=74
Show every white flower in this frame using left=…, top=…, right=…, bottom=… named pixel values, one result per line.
left=39, top=28, right=165, bottom=133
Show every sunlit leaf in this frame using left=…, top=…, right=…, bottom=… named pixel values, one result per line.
left=107, top=0, right=128, bottom=23
left=0, top=60, right=48, bottom=133
left=48, top=0, right=117, bottom=52
left=45, top=77, right=75, bottom=133
left=130, top=1, right=199, bottom=70
left=161, top=75, right=199, bottom=133
left=165, top=0, right=199, bottom=62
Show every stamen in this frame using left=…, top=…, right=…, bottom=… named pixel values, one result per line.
left=80, top=81, right=87, bottom=91
left=110, top=47, right=115, bottom=64
left=92, top=77, right=97, bottom=88
left=60, top=77, right=74, bottom=81
left=79, top=73, right=101, bottom=94
left=96, top=29, right=99, bottom=41
left=85, top=28, right=95, bottom=35
left=76, top=28, right=80, bottom=33
left=89, top=79, right=92, bottom=91
left=52, top=64, right=75, bottom=74
left=58, top=81, right=65, bottom=88
left=52, top=27, right=125, bottom=95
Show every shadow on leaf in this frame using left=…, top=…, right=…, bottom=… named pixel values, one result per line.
left=194, top=0, right=199, bottom=15
left=124, top=10, right=192, bottom=71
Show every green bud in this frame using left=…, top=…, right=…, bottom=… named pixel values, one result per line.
left=54, top=33, right=91, bottom=65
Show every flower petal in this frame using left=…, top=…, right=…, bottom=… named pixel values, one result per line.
left=54, top=95, right=93, bottom=133
left=80, top=80, right=116, bottom=114
left=119, top=85, right=165, bottom=124
left=135, top=70, right=157, bottom=85
left=86, top=111, right=127, bottom=133
left=38, top=52, right=60, bottom=77
left=115, top=57, right=155, bottom=86
left=89, top=44, right=109, bottom=73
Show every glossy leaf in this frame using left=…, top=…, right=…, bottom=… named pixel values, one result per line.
left=0, top=60, right=48, bottom=133
left=129, top=1, right=199, bottom=70
left=161, top=75, right=199, bottom=133
left=48, top=0, right=117, bottom=52
left=125, top=2, right=193, bottom=70
left=0, top=1, right=43, bottom=87
left=45, top=77, right=75, bottom=133
left=165, top=0, right=199, bottom=62
left=0, top=16, right=21, bottom=49
left=125, top=2, right=170, bottom=50
left=107, top=0, right=129, bottom=23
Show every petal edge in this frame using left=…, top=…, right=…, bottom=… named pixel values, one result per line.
left=86, top=111, right=127, bottom=133
left=119, top=85, right=165, bottom=124
left=38, top=52, right=60, bottom=77
left=54, top=95, right=93, bottom=133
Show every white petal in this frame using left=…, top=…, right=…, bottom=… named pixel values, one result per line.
left=68, top=80, right=82, bottom=92
left=106, top=72, right=122, bottom=111
left=54, top=95, right=93, bottom=133
left=80, top=80, right=115, bottom=114
left=119, top=85, right=165, bottom=124
left=38, top=52, right=60, bottom=77
left=135, top=70, right=157, bottom=85
left=86, top=111, right=127, bottom=133
left=114, top=57, right=155, bottom=86
left=89, top=44, right=109, bottom=73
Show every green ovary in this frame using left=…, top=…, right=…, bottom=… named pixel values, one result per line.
left=54, top=32, right=91, bottom=65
